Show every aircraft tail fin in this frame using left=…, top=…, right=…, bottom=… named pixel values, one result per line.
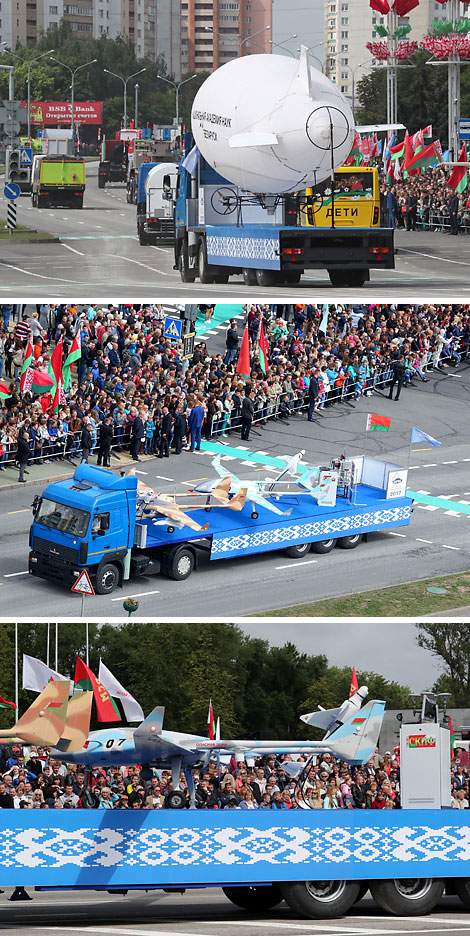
left=325, top=700, right=385, bottom=765
left=1, top=681, right=71, bottom=746
left=301, top=706, right=341, bottom=729
left=134, top=706, right=165, bottom=740
left=55, top=691, right=93, bottom=753
left=228, top=487, right=247, bottom=511
left=211, top=476, right=232, bottom=505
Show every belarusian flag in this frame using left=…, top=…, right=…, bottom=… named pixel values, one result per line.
left=48, top=337, right=64, bottom=415
left=449, top=715, right=455, bottom=758
left=74, top=657, right=121, bottom=723
left=0, top=695, right=15, bottom=709
left=258, top=320, right=268, bottom=374
left=20, top=337, right=33, bottom=393
left=0, top=381, right=11, bottom=400
left=366, top=413, right=391, bottom=432
left=448, top=144, right=468, bottom=195
left=386, top=158, right=394, bottom=186
left=62, top=332, right=81, bottom=391
left=390, top=140, right=405, bottom=160
left=236, top=324, right=251, bottom=379
left=349, top=666, right=359, bottom=698
left=207, top=698, right=215, bottom=741
left=20, top=368, right=54, bottom=396
left=423, top=124, right=432, bottom=138
left=406, top=142, right=443, bottom=173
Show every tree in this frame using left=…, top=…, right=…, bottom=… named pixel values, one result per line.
left=416, top=624, right=470, bottom=706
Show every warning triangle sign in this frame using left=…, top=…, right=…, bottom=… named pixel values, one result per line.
left=72, top=569, right=95, bottom=596
left=165, top=320, right=180, bottom=337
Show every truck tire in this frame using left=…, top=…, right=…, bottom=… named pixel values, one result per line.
left=284, top=543, right=311, bottom=558
left=255, top=269, right=278, bottom=287
left=179, top=242, right=196, bottom=283
left=167, top=547, right=195, bottom=581
left=346, top=269, right=367, bottom=288
left=354, top=883, right=369, bottom=904
left=76, top=196, right=83, bottom=209
left=454, top=878, right=470, bottom=907
left=369, top=879, right=444, bottom=916
left=95, top=563, right=119, bottom=595
left=139, top=231, right=151, bottom=246
left=222, top=884, right=283, bottom=911
left=243, top=268, right=257, bottom=286
left=337, top=533, right=363, bottom=549
left=198, top=238, right=215, bottom=284
left=98, top=176, right=105, bottom=189
left=283, top=271, right=302, bottom=285
left=311, top=538, right=336, bottom=554
left=281, top=880, right=360, bottom=919
left=328, top=269, right=348, bottom=287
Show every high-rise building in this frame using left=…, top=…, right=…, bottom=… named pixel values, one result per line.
left=323, top=0, right=445, bottom=115
left=181, top=0, right=272, bottom=75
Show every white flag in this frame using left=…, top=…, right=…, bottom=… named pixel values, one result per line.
left=22, top=654, right=69, bottom=693
left=98, top=660, right=144, bottom=722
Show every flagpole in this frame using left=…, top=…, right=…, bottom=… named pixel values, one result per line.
left=86, top=621, right=89, bottom=666
left=46, top=623, right=50, bottom=667
left=55, top=623, right=59, bottom=672
left=15, top=623, right=19, bottom=713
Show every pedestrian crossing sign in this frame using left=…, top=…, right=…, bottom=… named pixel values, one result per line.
left=20, top=147, right=33, bottom=165
left=164, top=317, right=182, bottom=340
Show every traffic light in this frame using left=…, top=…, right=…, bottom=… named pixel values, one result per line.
left=6, top=149, right=20, bottom=182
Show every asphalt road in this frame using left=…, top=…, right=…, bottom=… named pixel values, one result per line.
left=1, top=888, right=470, bottom=935
left=0, top=363, right=468, bottom=617
left=1, top=163, right=470, bottom=297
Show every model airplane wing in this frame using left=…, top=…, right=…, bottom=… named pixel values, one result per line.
left=144, top=499, right=210, bottom=533
left=249, top=489, right=293, bottom=517
left=211, top=455, right=241, bottom=485
left=53, top=691, right=93, bottom=753
left=194, top=700, right=385, bottom=766
left=0, top=681, right=71, bottom=747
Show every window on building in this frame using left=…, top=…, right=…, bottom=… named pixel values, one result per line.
left=341, top=57, right=348, bottom=64
left=49, top=4, right=57, bottom=11
left=341, top=44, right=348, bottom=50
left=341, top=71, right=348, bottom=78
left=340, top=30, right=348, bottom=37
left=341, top=85, right=347, bottom=92
left=341, top=16, right=348, bottom=23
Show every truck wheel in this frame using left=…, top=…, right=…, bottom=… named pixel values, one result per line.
left=95, top=563, right=119, bottom=595
left=281, top=880, right=360, bottom=919
left=243, top=268, right=257, bottom=286
left=179, top=242, right=196, bottom=283
left=328, top=269, right=348, bottom=287
left=98, top=176, right=105, bottom=189
left=198, top=238, right=215, bottom=284
left=354, top=883, right=369, bottom=904
left=369, top=879, right=444, bottom=916
left=285, top=543, right=311, bottom=558
left=311, top=538, right=336, bottom=554
left=255, top=269, right=278, bottom=287
left=454, top=879, right=470, bottom=907
left=76, top=196, right=83, bottom=209
left=167, top=548, right=195, bottom=581
left=139, top=232, right=150, bottom=246
left=337, top=533, right=363, bottom=549
left=165, top=790, right=186, bottom=809
left=222, top=884, right=283, bottom=911
left=283, top=271, right=302, bottom=285
left=213, top=272, right=229, bottom=284
left=346, top=269, right=367, bottom=287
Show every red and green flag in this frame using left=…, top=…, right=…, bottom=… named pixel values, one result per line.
left=48, top=337, right=64, bottom=415
left=20, top=368, right=54, bottom=397
left=449, top=715, right=455, bottom=758
left=236, top=324, right=251, bottom=379
left=366, top=413, right=391, bottom=432
left=19, top=337, right=34, bottom=394
left=406, top=142, right=443, bottom=173
left=0, top=695, right=16, bottom=709
left=448, top=144, right=468, bottom=195
left=207, top=699, right=215, bottom=741
left=62, top=332, right=82, bottom=391
left=0, top=381, right=12, bottom=401
left=349, top=666, right=359, bottom=698
left=74, top=657, right=121, bottom=723
left=258, top=320, right=269, bottom=375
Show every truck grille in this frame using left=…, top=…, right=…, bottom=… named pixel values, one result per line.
left=33, top=535, right=79, bottom=565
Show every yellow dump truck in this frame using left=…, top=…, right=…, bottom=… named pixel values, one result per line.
left=31, top=155, right=86, bottom=209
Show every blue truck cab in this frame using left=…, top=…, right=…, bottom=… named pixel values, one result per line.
left=29, top=463, right=138, bottom=594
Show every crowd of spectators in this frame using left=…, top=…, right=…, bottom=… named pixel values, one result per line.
left=0, top=301, right=469, bottom=476
left=0, top=741, right=468, bottom=811
left=380, top=166, right=470, bottom=234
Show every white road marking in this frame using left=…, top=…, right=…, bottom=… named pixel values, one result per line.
left=387, top=532, right=406, bottom=537
left=443, top=461, right=458, bottom=464
left=442, top=544, right=460, bottom=550
left=61, top=243, right=84, bottom=257
left=135, top=470, right=148, bottom=475
left=275, top=559, right=318, bottom=569
left=4, top=570, right=29, bottom=577
left=110, top=253, right=178, bottom=277
left=422, top=464, right=437, bottom=468
left=110, top=589, right=160, bottom=601
left=416, top=538, right=434, bottom=544
left=155, top=475, right=174, bottom=482
left=399, top=246, right=470, bottom=266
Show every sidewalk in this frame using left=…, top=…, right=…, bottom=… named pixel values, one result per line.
left=0, top=449, right=152, bottom=491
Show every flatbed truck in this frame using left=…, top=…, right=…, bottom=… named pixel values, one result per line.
left=28, top=457, right=412, bottom=595
left=174, top=149, right=394, bottom=288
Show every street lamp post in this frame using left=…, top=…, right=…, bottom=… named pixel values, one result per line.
left=134, top=83, right=140, bottom=129
left=50, top=57, right=97, bottom=138
left=337, top=59, right=374, bottom=117
left=103, top=68, right=146, bottom=129
left=239, top=25, right=271, bottom=55
left=156, top=74, right=198, bottom=128
left=5, top=49, right=54, bottom=139
left=269, top=35, right=298, bottom=57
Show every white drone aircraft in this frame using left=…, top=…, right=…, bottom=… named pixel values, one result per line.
left=191, top=452, right=307, bottom=518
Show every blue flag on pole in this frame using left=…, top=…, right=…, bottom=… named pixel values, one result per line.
left=410, top=426, right=441, bottom=447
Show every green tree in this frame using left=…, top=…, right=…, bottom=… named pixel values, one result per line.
left=416, top=623, right=470, bottom=706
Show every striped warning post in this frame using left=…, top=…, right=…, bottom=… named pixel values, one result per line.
left=7, top=202, right=17, bottom=231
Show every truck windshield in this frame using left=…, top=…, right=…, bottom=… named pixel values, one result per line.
left=35, top=498, right=90, bottom=537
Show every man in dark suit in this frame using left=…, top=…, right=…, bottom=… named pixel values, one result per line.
left=97, top=416, right=114, bottom=467
left=448, top=188, right=460, bottom=235
left=308, top=370, right=320, bottom=421
left=130, top=409, right=144, bottom=461
left=80, top=421, right=92, bottom=463
left=159, top=407, right=173, bottom=458
left=240, top=389, right=254, bottom=441
left=17, top=431, right=30, bottom=482
left=172, top=406, right=187, bottom=455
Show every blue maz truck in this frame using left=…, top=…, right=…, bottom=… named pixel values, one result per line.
left=28, top=457, right=412, bottom=595
left=173, top=149, right=394, bottom=288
